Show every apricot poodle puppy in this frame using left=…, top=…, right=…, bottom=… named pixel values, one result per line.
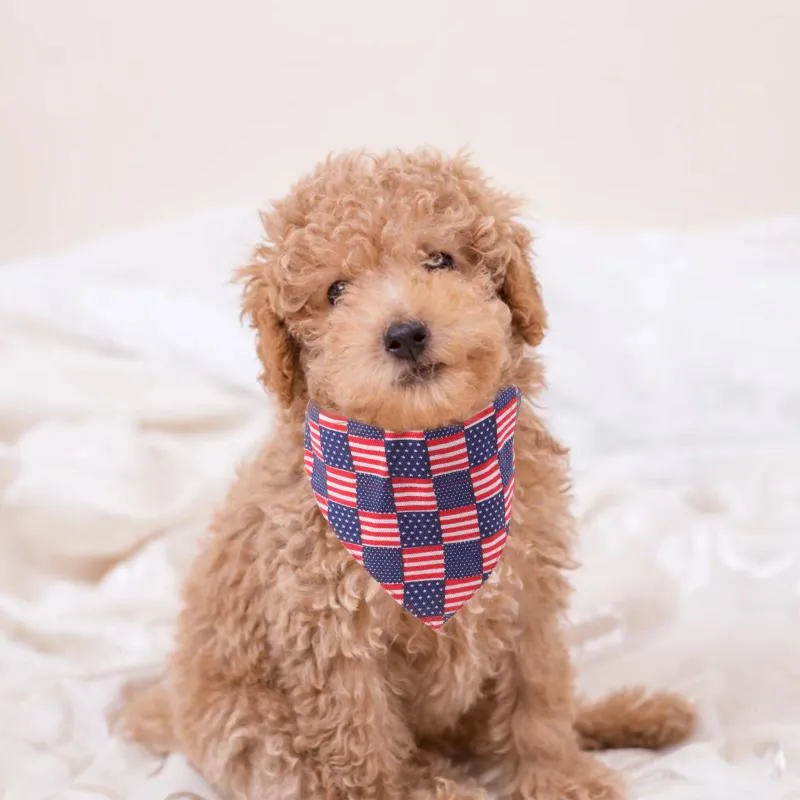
left=119, top=150, right=695, bottom=799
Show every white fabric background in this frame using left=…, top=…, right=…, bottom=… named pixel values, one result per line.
left=0, top=210, right=798, bottom=799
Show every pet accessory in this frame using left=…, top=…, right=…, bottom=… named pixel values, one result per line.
left=304, top=386, right=521, bottom=629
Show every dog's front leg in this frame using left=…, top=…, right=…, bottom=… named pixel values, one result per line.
left=469, top=637, right=623, bottom=800
left=289, top=650, right=482, bottom=800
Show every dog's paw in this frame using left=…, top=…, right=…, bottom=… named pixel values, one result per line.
left=511, top=755, right=624, bottom=800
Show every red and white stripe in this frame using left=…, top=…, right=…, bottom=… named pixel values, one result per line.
left=357, top=511, right=401, bottom=547
left=402, top=545, right=445, bottom=581
left=465, top=404, right=494, bottom=429
left=303, top=449, right=315, bottom=478
left=470, top=456, right=503, bottom=502
left=308, top=418, right=323, bottom=458
left=439, top=506, right=480, bottom=542
left=420, top=616, right=445, bottom=629
left=481, top=528, right=507, bottom=572
left=348, top=435, right=388, bottom=476
left=341, top=540, right=363, bottom=561
left=503, top=473, right=515, bottom=523
left=318, top=411, right=348, bottom=433
left=444, top=576, right=483, bottom=613
left=392, top=477, right=438, bottom=512
left=314, top=492, right=329, bottom=516
left=384, top=431, right=425, bottom=441
left=426, top=433, right=469, bottom=475
left=384, top=583, right=404, bottom=604
left=496, top=398, right=518, bottom=449
left=325, top=466, right=357, bottom=507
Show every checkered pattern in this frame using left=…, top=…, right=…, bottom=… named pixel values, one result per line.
left=304, top=386, right=521, bottom=630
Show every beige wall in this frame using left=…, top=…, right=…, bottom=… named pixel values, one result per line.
left=2, top=0, right=799, bottom=262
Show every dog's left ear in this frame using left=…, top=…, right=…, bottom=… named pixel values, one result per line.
left=237, top=251, right=304, bottom=410
left=499, top=220, right=547, bottom=346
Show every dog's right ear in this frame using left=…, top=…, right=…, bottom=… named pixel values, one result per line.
left=499, top=219, right=548, bottom=347
left=237, top=253, right=303, bottom=409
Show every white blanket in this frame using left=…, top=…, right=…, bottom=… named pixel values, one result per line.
left=1, top=209, right=798, bottom=800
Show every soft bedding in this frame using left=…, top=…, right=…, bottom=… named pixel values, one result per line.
left=1, top=209, right=799, bottom=800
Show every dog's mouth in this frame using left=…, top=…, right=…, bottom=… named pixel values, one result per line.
left=396, top=361, right=444, bottom=387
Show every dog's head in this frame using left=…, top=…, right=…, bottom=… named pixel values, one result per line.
left=240, top=150, right=546, bottom=429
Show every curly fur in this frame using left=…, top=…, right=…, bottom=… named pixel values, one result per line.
left=116, top=149, right=696, bottom=799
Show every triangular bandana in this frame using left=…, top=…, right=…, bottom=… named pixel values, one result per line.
left=304, top=386, right=521, bottom=630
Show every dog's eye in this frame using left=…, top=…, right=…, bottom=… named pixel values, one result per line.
left=327, top=280, right=348, bottom=305
left=424, top=251, right=456, bottom=271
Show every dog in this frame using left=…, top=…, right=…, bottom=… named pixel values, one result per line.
left=118, top=149, right=695, bottom=799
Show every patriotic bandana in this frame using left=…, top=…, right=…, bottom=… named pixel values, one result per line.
left=303, top=386, right=521, bottom=630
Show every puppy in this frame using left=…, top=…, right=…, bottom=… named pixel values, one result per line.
left=119, top=150, right=695, bottom=799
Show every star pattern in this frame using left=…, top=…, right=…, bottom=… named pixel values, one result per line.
left=398, top=512, right=443, bottom=548
left=476, top=494, right=506, bottom=539
left=304, top=386, right=521, bottom=630
left=432, top=471, right=475, bottom=510
left=464, top=415, right=498, bottom=466
left=404, top=580, right=445, bottom=620
left=328, top=503, right=360, bottom=543
left=320, top=428, right=353, bottom=471
left=385, top=438, right=430, bottom=477
left=355, top=473, right=395, bottom=513
left=444, top=540, right=483, bottom=579
left=362, top=545, right=404, bottom=584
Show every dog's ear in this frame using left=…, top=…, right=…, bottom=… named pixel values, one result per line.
left=500, top=219, right=547, bottom=347
left=237, top=252, right=304, bottom=409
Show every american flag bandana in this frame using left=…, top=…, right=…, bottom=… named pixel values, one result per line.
left=303, top=386, right=521, bottom=630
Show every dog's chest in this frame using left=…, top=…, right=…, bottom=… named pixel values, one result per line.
left=385, top=615, right=505, bottom=735
left=394, top=655, right=482, bottom=735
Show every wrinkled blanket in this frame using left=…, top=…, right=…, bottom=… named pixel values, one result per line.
left=1, top=209, right=799, bottom=800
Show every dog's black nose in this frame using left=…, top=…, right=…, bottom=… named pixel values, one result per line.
left=383, top=320, right=429, bottom=361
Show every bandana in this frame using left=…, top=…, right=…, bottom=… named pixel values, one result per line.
left=304, top=386, right=521, bottom=630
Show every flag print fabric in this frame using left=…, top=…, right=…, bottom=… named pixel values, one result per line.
left=303, top=386, right=522, bottom=630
